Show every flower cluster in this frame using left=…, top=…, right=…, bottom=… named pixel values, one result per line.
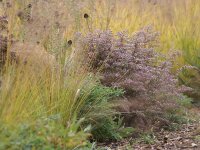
left=79, top=27, right=189, bottom=108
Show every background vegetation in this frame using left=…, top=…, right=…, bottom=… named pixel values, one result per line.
left=0, top=0, right=199, bottom=149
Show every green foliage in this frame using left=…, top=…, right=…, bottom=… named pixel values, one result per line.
left=166, top=113, right=188, bottom=125
left=176, top=30, right=200, bottom=69
left=178, top=67, right=200, bottom=104
left=195, top=135, right=200, bottom=141
left=80, top=85, right=133, bottom=141
left=91, top=117, right=134, bottom=141
left=140, top=133, right=155, bottom=144
left=79, top=84, right=124, bottom=121
left=178, top=96, right=193, bottom=108
left=86, top=85, right=124, bottom=102
left=164, top=113, right=188, bottom=131
left=0, top=116, right=90, bottom=150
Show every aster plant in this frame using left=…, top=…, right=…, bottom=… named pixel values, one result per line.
left=78, top=26, right=191, bottom=112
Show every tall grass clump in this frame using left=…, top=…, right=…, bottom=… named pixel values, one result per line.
left=0, top=55, right=94, bottom=124
left=0, top=0, right=94, bottom=124
left=0, top=12, right=96, bottom=148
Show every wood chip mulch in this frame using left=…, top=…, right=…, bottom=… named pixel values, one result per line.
left=99, top=110, right=200, bottom=150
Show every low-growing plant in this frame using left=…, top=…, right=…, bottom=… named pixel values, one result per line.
left=79, top=85, right=133, bottom=141
left=160, top=101, right=191, bottom=131
left=0, top=116, right=90, bottom=150
left=163, top=113, right=189, bottom=131
left=140, top=132, right=156, bottom=144
left=165, top=112, right=188, bottom=125
left=177, top=95, right=193, bottom=108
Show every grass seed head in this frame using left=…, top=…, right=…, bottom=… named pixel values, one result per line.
left=84, top=13, right=89, bottom=19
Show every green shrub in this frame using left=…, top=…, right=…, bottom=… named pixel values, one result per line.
left=0, top=116, right=90, bottom=150
left=79, top=85, right=134, bottom=141
left=91, top=116, right=134, bottom=142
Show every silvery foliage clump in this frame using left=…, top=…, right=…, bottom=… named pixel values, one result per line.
left=78, top=26, right=190, bottom=103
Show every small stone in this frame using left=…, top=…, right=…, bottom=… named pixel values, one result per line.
left=163, top=136, right=168, bottom=143
left=191, top=143, right=197, bottom=147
